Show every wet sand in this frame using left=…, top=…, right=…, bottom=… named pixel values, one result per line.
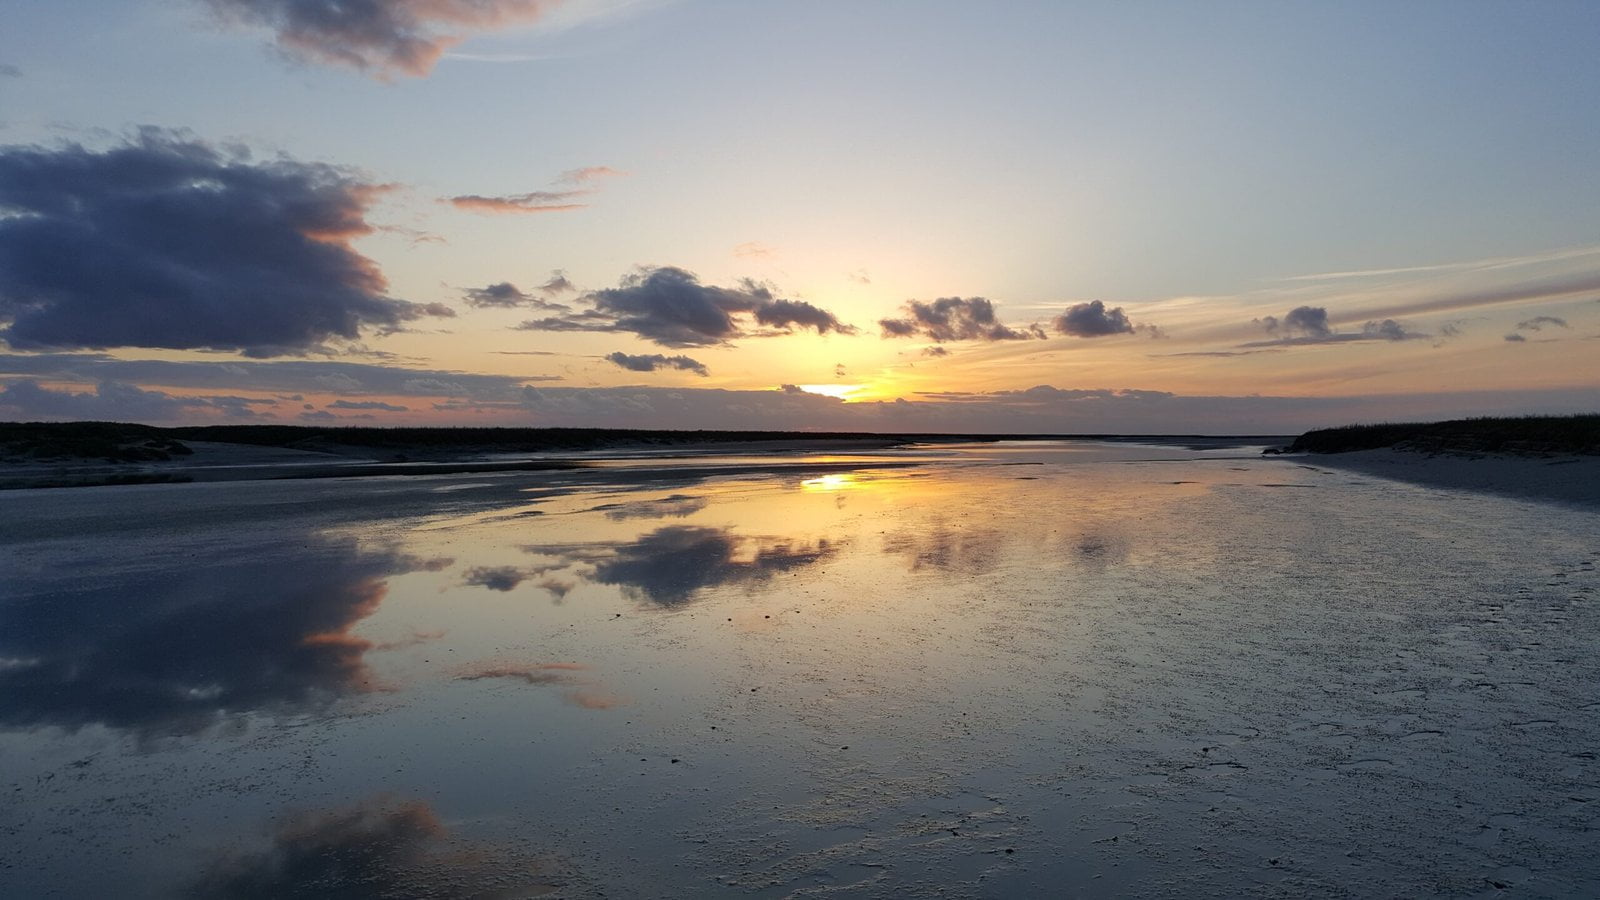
left=1297, top=448, right=1600, bottom=508
left=2, top=442, right=1598, bottom=897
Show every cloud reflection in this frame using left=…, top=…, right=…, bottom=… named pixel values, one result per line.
left=530, top=525, right=839, bottom=607
left=0, top=535, right=433, bottom=735
left=185, top=796, right=562, bottom=899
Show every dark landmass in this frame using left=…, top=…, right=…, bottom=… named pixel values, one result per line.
left=0, top=421, right=1286, bottom=490
left=1283, top=415, right=1600, bottom=456
left=0, top=421, right=1285, bottom=464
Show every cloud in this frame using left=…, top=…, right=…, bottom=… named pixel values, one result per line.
left=0, top=353, right=557, bottom=401
left=0, top=131, right=450, bottom=357
left=538, top=270, right=575, bottom=295
left=0, top=379, right=274, bottom=422
left=447, top=190, right=587, bottom=214
left=922, top=346, right=950, bottom=357
left=1244, top=307, right=1426, bottom=347
left=449, top=167, right=622, bottom=215
left=513, top=382, right=1600, bottom=434
left=604, top=351, right=709, bottom=376
left=733, top=241, right=776, bottom=259
left=558, top=166, right=626, bottom=185
left=519, top=266, right=853, bottom=347
left=0, top=533, right=426, bottom=734
left=0, top=63, right=21, bottom=78
left=878, top=297, right=1042, bottom=342
left=187, top=798, right=559, bottom=898
left=1515, top=315, right=1569, bottom=332
left=1504, top=333, right=1528, bottom=342
left=462, top=281, right=569, bottom=310
left=199, top=0, right=559, bottom=79
left=328, top=399, right=407, bottom=412
left=1258, top=306, right=1333, bottom=339
left=1053, top=300, right=1136, bottom=338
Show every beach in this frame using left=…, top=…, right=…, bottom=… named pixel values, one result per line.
left=1291, top=447, right=1600, bottom=508
left=2, top=440, right=1598, bottom=897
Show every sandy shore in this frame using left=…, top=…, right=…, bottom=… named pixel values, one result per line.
left=1298, top=447, right=1600, bottom=507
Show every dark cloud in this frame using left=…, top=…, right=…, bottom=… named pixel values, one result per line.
left=754, top=298, right=851, bottom=333
left=0, top=353, right=558, bottom=401
left=186, top=797, right=561, bottom=899
left=922, top=346, right=950, bottom=357
left=1257, top=306, right=1333, bottom=339
left=0, top=131, right=449, bottom=357
left=1053, top=300, right=1136, bottom=338
left=199, top=0, right=559, bottom=79
left=1244, top=307, right=1426, bottom=347
left=538, top=270, right=575, bottom=295
left=1515, top=315, right=1569, bottom=332
left=447, top=189, right=587, bottom=214
left=520, top=267, right=853, bottom=347
left=327, top=399, right=407, bottom=412
left=587, top=526, right=839, bottom=607
left=511, top=382, right=1600, bottom=434
left=878, top=297, right=1042, bottom=343
left=461, top=281, right=569, bottom=310
left=0, top=63, right=21, bottom=78
left=0, top=379, right=275, bottom=421
left=604, top=351, right=709, bottom=377
left=0, top=533, right=425, bottom=735
left=1504, top=333, right=1528, bottom=342
left=1359, top=319, right=1419, bottom=341
left=834, top=363, right=847, bottom=378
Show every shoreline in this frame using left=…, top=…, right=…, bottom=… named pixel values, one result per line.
left=1298, top=447, right=1600, bottom=508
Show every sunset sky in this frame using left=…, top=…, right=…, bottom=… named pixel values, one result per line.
left=1, top=0, right=1597, bottom=433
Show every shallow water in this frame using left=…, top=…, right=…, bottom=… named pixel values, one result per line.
left=2, top=443, right=1597, bottom=898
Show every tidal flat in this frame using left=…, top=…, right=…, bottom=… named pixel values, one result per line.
left=2, top=442, right=1597, bottom=898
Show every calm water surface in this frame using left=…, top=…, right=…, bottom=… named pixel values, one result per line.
left=2, top=443, right=1597, bottom=898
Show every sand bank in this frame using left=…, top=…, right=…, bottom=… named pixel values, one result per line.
left=1300, top=447, right=1600, bottom=507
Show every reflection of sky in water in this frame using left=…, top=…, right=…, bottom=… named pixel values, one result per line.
left=3, top=443, right=1599, bottom=897
left=0, top=533, right=438, bottom=735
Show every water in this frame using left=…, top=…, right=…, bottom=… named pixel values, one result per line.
left=1, top=442, right=1597, bottom=898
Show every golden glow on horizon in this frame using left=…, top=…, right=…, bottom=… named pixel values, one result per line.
left=795, top=384, right=865, bottom=400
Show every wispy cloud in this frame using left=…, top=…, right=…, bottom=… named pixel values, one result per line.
left=448, top=168, right=624, bottom=215
left=199, top=0, right=561, bottom=79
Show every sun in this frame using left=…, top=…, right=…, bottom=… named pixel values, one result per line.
left=794, top=384, right=865, bottom=401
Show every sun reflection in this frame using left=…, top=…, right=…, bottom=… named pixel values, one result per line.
left=801, top=473, right=857, bottom=492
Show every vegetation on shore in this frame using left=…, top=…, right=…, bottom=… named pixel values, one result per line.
left=1285, top=415, right=1600, bottom=456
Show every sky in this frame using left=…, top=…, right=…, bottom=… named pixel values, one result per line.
left=0, top=0, right=1597, bottom=434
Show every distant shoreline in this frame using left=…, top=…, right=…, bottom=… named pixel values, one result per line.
left=1280, top=415, right=1600, bottom=508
